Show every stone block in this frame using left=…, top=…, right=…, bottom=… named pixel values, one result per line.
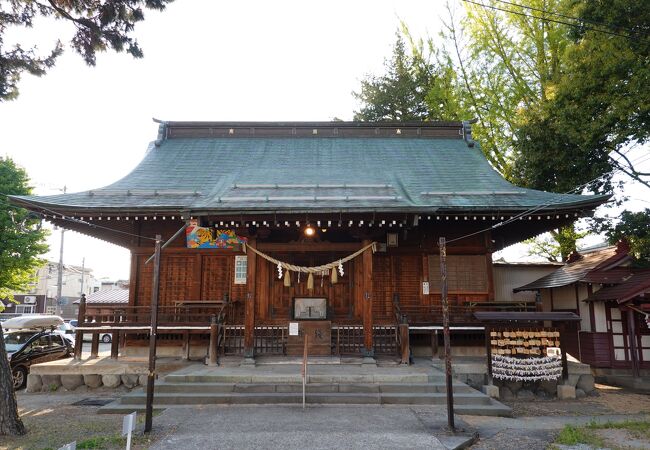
left=557, top=384, right=576, bottom=400
left=61, top=375, right=84, bottom=391
left=138, top=374, right=149, bottom=387
left=26, top=374, right=42, bottom=393
left=539, top=380, right=558, bottom=395
left=575, top=388, right=586, bottom=399
left=41, top=375, right=61, bottom=391
left=102, top=374, right=122, bottom=388
left=499, top=386, right=514, bottom=401
left=504, top=380, right=522, bottom=394
left=517, top=389, right=535, bottom=400
left=576, top=374, right=595, bottom=393
left=121, top=374, right=139, bottom=389
left=84, top=374, right=103, bottom=388
left=481, top=384, right=499, bottom=399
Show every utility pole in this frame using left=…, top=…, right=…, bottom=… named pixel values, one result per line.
left=439, top=237, right=455, bottom=430
left=79, top=257, right=85, bottom=297
left=55, top=185, right=66, bottom=316
left=145, top=235, right=162, bottom=433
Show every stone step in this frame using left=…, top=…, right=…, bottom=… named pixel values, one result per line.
left=154, top=382, right=475, bottom=394
left=117, top=391, right=492, bottom=406
left=164, top=373, right=435, bottom=384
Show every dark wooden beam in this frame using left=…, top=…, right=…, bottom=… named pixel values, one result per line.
left=362, top=239, right=373, bottom=357
left=244, top=239, right=257, bottom=358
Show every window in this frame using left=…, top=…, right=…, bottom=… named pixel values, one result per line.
left=16, top=305, right=35, bottom=314
left=46, top=306, right=57, bottom=315
left=234, top=255, right=247, bottom=284
left=51, top=334, right=65, bottom=349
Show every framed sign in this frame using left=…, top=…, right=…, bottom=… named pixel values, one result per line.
left=292, top=297, right=327, bottom=320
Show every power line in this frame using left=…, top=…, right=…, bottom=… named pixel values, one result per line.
left=0, top=194, right=158, bottom=242
left=461, top=0, right=636, bottom=40
left=493, top=0, right=647, bottom=37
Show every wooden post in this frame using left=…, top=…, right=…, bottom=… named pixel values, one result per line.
left=399, top=323, right=410, bottom=365
left=627, top=308, right=640, bottom=378
left=144, top=235, right=162, bottom=434
left=244, top=239, right=257, bottom=360
left=90, top=333, right=99, bottom=358
left=559, top=323, right=569, bottom=381
left=208, top=315, right=218, bottom=366
left=182, top=331, right=190, bottom=360
left=74, top=294, right=86, bottom=360
left=362, top=240, right=374, bottom=358
left=485, top=325, right=493, bottom=385
left=439, top=237, right=455, bottom=430
left=110, top=331, right=120, bottom=359
left=431, top=329, right=439, bottom=360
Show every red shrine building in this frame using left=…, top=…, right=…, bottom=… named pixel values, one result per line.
left=10, top=121, right=609, bottom=360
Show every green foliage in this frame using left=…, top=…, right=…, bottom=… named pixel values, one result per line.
left=0, top=0, right=173, bottom=101
left=353, top=33, right=439, bottom=121
left=586, top=419, right=650, bottom=438
left=554, top=424, right=604, bottom=447
left=0, top=157, right=48, bottom=299
left=603, top=209, right=650, bottom=261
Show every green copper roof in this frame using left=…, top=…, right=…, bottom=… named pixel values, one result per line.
left=11, top=124, right=608, bottom=215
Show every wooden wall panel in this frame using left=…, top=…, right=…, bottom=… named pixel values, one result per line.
left=393, top=255, right=422, bottom=311
left=135, top=255, right=153, bottom=307
left=428, top=255, right=488, bottom=293
left=201, top=255, right=231, bottom=302
left=159, top=256, right=196, bottom=306
left=372, top=255, right=393, bottom=320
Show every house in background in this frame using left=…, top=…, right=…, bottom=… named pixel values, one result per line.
left=98, top=278, right=130, bottom=292
left=2, top=261, right=101, bottom=318
left=73, top=289, right=129, bottom=317
left=514, top=241, right=650, bottom=385
left=493, top=260, right=562, bottom=305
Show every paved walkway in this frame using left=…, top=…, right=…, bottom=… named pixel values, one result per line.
left=149, top=405, right=455, bottom=450
left=146, top=405, right=648, bottom=450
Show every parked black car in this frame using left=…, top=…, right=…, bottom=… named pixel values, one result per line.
left=4, top=329, right=73, bottom=389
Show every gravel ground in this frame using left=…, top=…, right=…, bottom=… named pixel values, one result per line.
left=3, top=383, right=649, bottom=450
left=467, top=384, right=650, bottom=450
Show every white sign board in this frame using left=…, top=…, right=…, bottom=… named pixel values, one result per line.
left=289, top=322, right=299, bottom=336
left=122, top=412, right=137, bottom=450
left=422, top=282, right=430, bottom=295
left=122, top=412, right=137, bottom=436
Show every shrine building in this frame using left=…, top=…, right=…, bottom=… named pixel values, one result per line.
left=10, top=121, right=609, bottom=361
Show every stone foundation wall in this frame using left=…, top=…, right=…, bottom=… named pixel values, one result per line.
left=26, top=373, right=148, bottom=393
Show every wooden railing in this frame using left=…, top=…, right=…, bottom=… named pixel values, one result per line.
left=254, top=325, right=287, bottom=355
left=333, top=325, right=364, bottom=355
left=393, top=296, right=536, bottom=325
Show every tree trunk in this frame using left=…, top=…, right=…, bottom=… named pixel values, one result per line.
left=0, top=332, right=26, bottom=436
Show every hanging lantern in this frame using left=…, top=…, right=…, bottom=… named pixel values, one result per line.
left=307, top=273, right=314, bottom=291
left=284, top=270, right=291, bottom=287
left=331, top=267, right=338, bottom=284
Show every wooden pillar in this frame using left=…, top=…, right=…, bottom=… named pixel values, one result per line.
left=431, top=329, right=439, bottom=359
left=110, top=331, right=120, bottom=359
left=626, top=308, right=640, bottom=378
left=208, top=315, right=218, bottom=366
left=485, top=325, right=493, bottom=384
left=74, top=294, right=86, bottom=360
left=399, top=323, right=410, bottom=365
left=182, top=331, right=190, bottom=360
left=90, top=333, right=99, bottom=359
left=362, top=240, right=374, bottom=357
left=244, top=239, right=257, bottom=359
left=559, top=323, right=569, bottom=381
